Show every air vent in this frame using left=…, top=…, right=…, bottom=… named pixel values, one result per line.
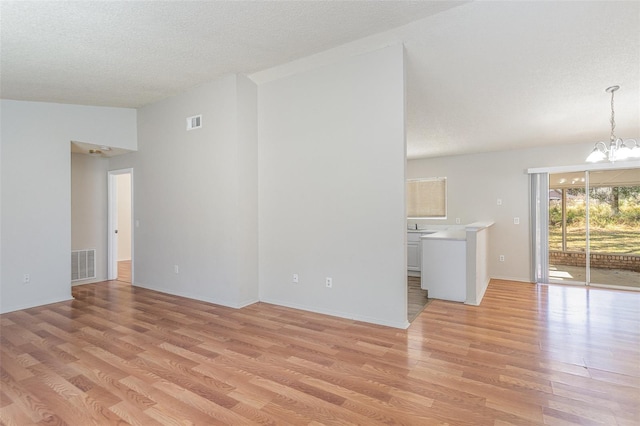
left=71, top=249, right=96, bottom=281
left=186, top=114, right=202, bottom=131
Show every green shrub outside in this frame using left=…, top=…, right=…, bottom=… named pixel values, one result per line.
left=549, top=193, right=640, bottom=254
left=550, top=200, right=640, bottom=227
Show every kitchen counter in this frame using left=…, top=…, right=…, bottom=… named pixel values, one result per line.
left=420, top=221, right=494, bottom=305
left=419, top=222, right=493, bottom=242
left=420, top=229, right=465, bottom=241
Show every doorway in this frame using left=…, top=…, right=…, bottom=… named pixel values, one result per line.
left=548, top=168, right=640, bottom=289
left=108, top=169, right=133, bottom=283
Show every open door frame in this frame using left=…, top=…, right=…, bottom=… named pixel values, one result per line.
left=107, top=168, right=134, bottom=282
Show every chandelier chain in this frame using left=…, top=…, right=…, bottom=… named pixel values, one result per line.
left=587, top=84, right=639, bottom=163
left=610, top=88, right=616, bottom=142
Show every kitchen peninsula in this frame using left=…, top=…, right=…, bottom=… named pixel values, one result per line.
left=420, top=221, right=494, bottom=305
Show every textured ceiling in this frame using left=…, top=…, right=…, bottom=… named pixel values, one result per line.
left=402, top=1, right=640, bottom=159
left=0, top=0, right=464, bottom=108
left=1, top=1, right=639, bottom=160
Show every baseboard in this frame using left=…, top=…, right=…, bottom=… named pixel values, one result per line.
left=490, top=276, right=534, bottom=284
left=259, top=297, right=410, bottom=330
left=0, top=295, right=73, bottom=314
left=132, top=282, right=258, bottom=309
left=130, top=282, right=408, bottom=328
left=71, top=277, right=107, bottom=287
left=465, top=277, right=491, bottom=306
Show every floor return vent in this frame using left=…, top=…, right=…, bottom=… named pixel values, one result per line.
left=72, top=249, right=96, bottom=281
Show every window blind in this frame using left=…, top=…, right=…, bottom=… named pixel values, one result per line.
left=407, top=178, right=446, bottom=218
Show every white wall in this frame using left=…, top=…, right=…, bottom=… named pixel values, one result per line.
left=116, top=173, right=132, bottom=261
left=71, top=153, right=109, bottom=284
left=0, top=100, right=137, bottom=313
left=108, top=74, right=259, bottom=308
left=235, top=74, right=259, bottom=305
left=258, top=45, right=408, bottom=328
left=407, top=141, right=605, bottom=282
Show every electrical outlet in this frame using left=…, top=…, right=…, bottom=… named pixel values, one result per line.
left=293, top=274, right=299, bottom=283
left=174, top=265, right=179, bottom=274
left=513, top=217, right=520, bottom=225
left=497, top=198, right=503, bottom=205
left=499, top=255, right=505, bottom=262
left=23, top=274, right=30, bottom=283
left=325, top=277, right=333, bottom=288
left=455, top=218, right=461, bottom=224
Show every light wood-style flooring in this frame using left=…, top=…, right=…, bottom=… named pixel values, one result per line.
left=1, top=280, right=638, bottom=425
left=407, top=276, right=429, bottom=322
left=117, top=260, right=131, bottom=284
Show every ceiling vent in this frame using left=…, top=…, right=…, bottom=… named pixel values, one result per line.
left=186, top=114, right=202, bottom=131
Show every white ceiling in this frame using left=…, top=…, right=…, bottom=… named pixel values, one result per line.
left=70, top=141, right=132, bottom=158
left=1, top=1, right=639, bottom=160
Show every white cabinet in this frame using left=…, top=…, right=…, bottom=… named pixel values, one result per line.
left=421, top=235, right=466, bottom=301
left=420, top=222, right=494, bottom=305
left=407, top=232, right=422, bottom=272
left=408, top=243, right=420, bottom=270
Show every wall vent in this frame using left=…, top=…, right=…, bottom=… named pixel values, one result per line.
left=186, top=114, right=202, bottom=131
left=72, top=249, right=96, bottom=281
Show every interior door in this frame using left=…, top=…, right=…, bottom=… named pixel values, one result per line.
left=108, top=168, right=133, bottom=282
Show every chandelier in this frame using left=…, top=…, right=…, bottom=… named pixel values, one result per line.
left=586, top=85, right=640, bottom=163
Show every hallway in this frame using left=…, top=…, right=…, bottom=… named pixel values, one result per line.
left=117, top=260, right=131, bottom=283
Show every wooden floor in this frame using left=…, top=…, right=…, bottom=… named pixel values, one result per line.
left=1, top=280, right=638, bottom=425
left=407, top=276, right=429, bottom=322
left=117, top=260, right=131, bottom=284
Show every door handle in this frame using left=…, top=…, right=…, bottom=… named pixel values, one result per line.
left=115, top=230, right=118, bottom=234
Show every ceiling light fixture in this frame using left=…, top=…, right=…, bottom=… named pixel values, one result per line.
left=586, top=85, right=640, bottom=163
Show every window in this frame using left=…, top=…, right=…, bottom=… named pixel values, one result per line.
left=407, top=177, right=447, bottom=218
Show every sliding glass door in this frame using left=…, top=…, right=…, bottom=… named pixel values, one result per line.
left=548, top=172, right=587, bottom=284
left=548, top=168, right=640, bottom=289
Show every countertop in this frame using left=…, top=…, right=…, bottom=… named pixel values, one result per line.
left=420, top=229, right=466, bottom=241
left=418, top=221, right=494, bottom=242
left=407, top=225, right=454, bottom=233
